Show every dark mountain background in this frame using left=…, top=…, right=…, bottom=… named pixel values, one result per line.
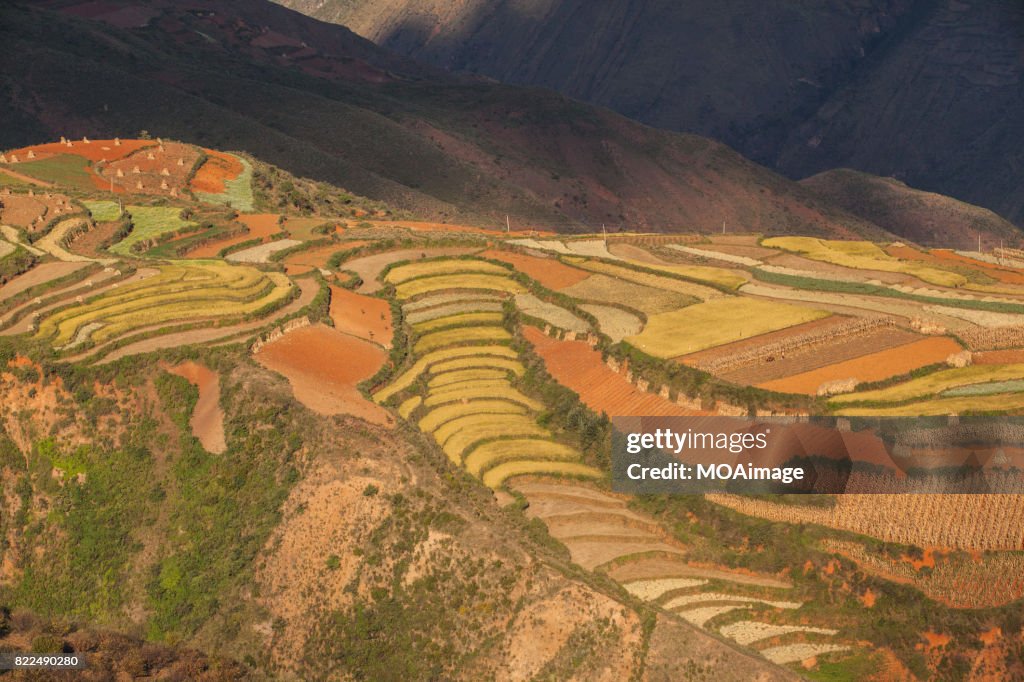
left=274, top=0, right=1024, bottom=227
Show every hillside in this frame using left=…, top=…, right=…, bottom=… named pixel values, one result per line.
left=0, top=0, right=901, bottom=239
left=801, top=169, right=1022, bottom=249
left=280, top=0, right=1024, bottom=227
left=3, top=136, right=1024, bottom=678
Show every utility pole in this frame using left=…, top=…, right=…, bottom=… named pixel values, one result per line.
left=722, top=219, right=726, bottom=235
left=602, top=223, right=606, bottom=244
left=978, top=234, right=982, bottom=253
left=506, top=215, right=510, bottom=233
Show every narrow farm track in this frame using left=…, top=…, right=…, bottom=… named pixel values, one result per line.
left=164, top=361, right=227, bottom=454
left=522, top=325, right=707, bottom=417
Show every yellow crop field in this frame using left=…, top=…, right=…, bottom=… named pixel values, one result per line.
left=830, top=364, right=1024, bottom=406
left=418, top=400, right=527, bottom=433
left=626, top=297, right=829, bottom=357
left=398, top=396, right=422, bottom=419
left=428, top=356, right=525, bottom=377
left=35, top=263, right=291, bottom=346
left=440, top=421, right=552, bottom=464
left=763, top=237, right=967, bottom=288
left=835, top=392, right=1024, bottom=416
left=423, top=383, right=542, bottom=410
left=463, top=438, right=578, bottom=477
left=412, top=311, right=503, bottom=334
left=428, top=368, right=511, bottom=388
left=481, top=461, right=604, bottom=489
left=626, top=260, right=747, bottom=290
left=372, top=345, right=519, bottom=403
left=414, top=326, right=512, bottom=354
left=567, top=258, right=726, bottom=299
left=386, top=258, right=508, bottom=284
left=395, top=273, right=525, bottom=299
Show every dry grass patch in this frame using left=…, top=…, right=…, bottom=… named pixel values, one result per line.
left=561, top=274, right=694, bottom=315
left=568, top=258, right=727, bottom=299
left=579, top=304, right=643, bottom=342
left=831, top=364, right=1024, bottom=406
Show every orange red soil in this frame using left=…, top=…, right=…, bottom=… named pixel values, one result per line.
left=974, top=350, right=1024, bottom=365
left=254, top=323, right=390, bottom=425
left=164, top=361, right=227, bottom=454
left=481, top=249, right=589, bottom=290
left=187, top=213, right=279, bottom=258
left=930, top=249, right=1024, bottom=285
left=523, top=325, right=706, bottom=417
left=329, top=285, right=393, bottom=347
left=190, top=149, right=243, bottom=194
left=7, top=139, right=153, bottom=163
left=757, top=337, right=962, bottom=395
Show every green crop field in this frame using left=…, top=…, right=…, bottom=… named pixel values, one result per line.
left=83, top=200, right=123, bottom=222
left=9, top=155, right=95, bottom=190
left=110, top=206, right=198, bottom=256
left=626, top=297, right=829, bottom=357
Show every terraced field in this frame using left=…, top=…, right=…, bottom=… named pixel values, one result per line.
left=373, top=259, right=602, bottom=488
left=32, top=261, right=293, bottom=350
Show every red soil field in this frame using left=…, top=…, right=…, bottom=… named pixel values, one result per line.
left=190, top=149, right=243, bottom=194
left=523, top=325, right=707, bottom=417
left=886, top=243, right=946, bottom=264
left=187, top=213, right=280, bottom=258
left=5, top=139, right=153, bottom=163
left=973, top=350, right=1024, bottom=365
left=757, top=337, right=962, bottom=395
left=0, top=191, right=74, bottom=230
left=481, top=249, right=589, bottom=290
left=254, top=323, right=390, bottom=425
left=102, top=141, right=200, bottom=194
left=282, top=240, right=368, bottom=276
left=329, top=285, right=392, bottom=347
left=164, top=361, right=227, bottom=454
left=930, top=249, right=1024, bottom=285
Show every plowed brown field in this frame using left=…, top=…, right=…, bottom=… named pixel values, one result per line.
left=974, top=350, right=1024, bottom=365
left=523, top=325, right=706, bottom=417
left=757, top=337, right=962, bottom=395
left=254, top=323, right=390, bottom=425
left=480, top=249, right=588, bottom=289
left=329, top=285, right=392, bottom=347
left=165, top=361, right=227, bottom=454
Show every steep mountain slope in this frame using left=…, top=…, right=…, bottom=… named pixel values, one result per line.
left=0, top=0, right=892, bottom=237
left=801, top=169, right=1022, bottom=249
left=279, top=0, right=1024, bottom=226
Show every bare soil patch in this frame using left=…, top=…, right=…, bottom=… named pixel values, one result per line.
left=254, top=323, right=391, bottom=425
left=524, top=326, right=706, bottom=417
left=0, top=262, right=89, bottom=303
left=165, top=361, right=227, bottom=454
left=480, top=249, right=588, bottom=289
left=188, top=213, right=279, bottom=258
left=190, top=149, right=243, bottom=194
left=329, top=285, right=392, bottom=347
